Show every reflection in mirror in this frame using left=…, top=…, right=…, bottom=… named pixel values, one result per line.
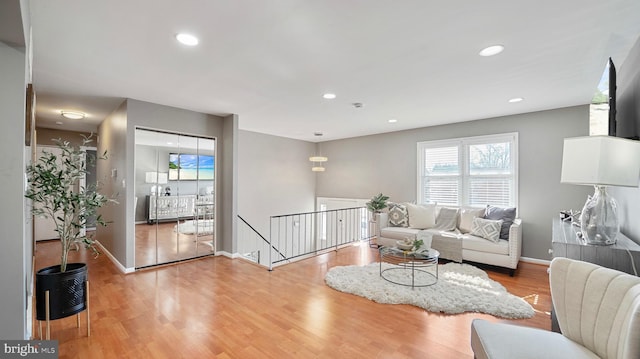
left=134, top=129, right=216, bottom=268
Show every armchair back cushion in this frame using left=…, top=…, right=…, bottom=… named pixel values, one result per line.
left=551, top=257, right=640, bottom=359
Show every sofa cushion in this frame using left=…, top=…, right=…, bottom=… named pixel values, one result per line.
left=380, top=226, right=419, bottom=241
left=459, top=207, right=486, bottom=233
left=470, top=217, right=502, bottom=243
left=434, top=207, right=459, bottom=231
left=387, top=202, right=409, bottom=227
left=406, top=203, right=436, bottom=229
left=462, top=234, right=509, bottom=255
left=485, top=205, right=516, bottom=240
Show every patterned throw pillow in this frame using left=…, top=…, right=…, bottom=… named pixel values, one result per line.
left=470, top=217, right=503, bottom=243
left=388, top=203, right=409, bottom=227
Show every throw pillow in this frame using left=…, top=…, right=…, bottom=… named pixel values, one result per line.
left=434, top=207, right=459, bottom=231
left=387, top=202, right=409, bottom=227
left=470, top=217, right=503, bottom=243
left=405, top=203, right=437, bottom=229
left=459, top=207, right=486, bottom=233
left=485, top=205, right=517, bottom=239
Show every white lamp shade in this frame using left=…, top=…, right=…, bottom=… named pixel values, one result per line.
left=145, top=172, right=168, bottom=184
left=561, top=136, right=640, bottom=187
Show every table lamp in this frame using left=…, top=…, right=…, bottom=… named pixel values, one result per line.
left=145, top=172, right=168, bottom=195
left=561, top=136, right=640, bottom=245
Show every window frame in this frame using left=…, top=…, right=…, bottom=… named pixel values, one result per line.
left=416, top=132, right=518, bottom=208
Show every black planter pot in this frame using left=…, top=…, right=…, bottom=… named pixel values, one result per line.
left=36, top=263, right=88, bottom=321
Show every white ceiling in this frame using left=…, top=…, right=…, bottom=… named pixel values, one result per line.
left=29, top=0, right=640, bottom=142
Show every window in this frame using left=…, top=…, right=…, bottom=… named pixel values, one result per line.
left=417, top=133, right=518, bottom=207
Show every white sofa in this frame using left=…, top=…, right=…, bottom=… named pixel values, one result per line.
left=376, top=204, right=522, bottom=275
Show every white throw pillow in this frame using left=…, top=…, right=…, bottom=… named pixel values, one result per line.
left=406, top=203, right=437, bottom=229
left=470, top=217, right=503, bottom=243
left=459, top=207, right=486, bottom=233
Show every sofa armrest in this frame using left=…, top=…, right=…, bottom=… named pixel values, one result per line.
left=376, top=213, right=389, bottom=237
left=507, top=218, right=522, bottom=269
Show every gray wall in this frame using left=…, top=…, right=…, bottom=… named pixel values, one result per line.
left=36, top=127, right=93, bottom=147
left=237, top=130, right=317, bottom=242
left=317, top=106, right=592, bottom=260
left=97, top=99, right=234, bottom=269
left=222, top=115, right=238, bottom=253
left=0, top=37, right=29, bottom=337
left=97, top=101, right=128, bottom=267
left=611, top=36, right=640, bottom=244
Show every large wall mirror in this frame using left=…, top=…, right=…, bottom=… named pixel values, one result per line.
left=134, top=128, right=216, bottom=268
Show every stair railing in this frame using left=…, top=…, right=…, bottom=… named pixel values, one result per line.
left=268, top=206, right=373, bottom=270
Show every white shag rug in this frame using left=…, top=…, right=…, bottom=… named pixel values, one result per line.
left=325, top=262, right=534, bottom=319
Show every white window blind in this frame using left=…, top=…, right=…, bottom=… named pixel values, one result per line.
left=417, top=133, right=518, bottom=207
left=422, top=146, right=460, bottom=205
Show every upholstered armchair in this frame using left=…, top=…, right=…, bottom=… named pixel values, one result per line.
left=470, top=257, right=640, bottom=359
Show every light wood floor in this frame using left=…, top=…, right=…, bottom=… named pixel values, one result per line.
left=34, top=240, right=551, bottom=358
left=135, top=222, right=215, bottom=268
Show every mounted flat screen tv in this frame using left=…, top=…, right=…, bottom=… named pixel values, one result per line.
left=590, top=58, right=616, bottom=136
left=169, top=153, right=215, bottom=180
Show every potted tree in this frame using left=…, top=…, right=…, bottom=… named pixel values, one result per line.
left=26, top=136, right=113, bottom=334
left=366, top=193, right=389, bottom=248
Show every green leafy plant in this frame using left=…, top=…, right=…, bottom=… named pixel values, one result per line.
left=366, top=193, right=389, bottom=213
left=413, top=238, right=424, bottom=252
left=26, top=136, right=115, bottom=272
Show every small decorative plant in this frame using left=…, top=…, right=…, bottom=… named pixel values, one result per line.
left=26, top=136, right=114, bottom=272
left=413, top=238, right=424, bottom=252
left=366, top=193, right=389, bottom=213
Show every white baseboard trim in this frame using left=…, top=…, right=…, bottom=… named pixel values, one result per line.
left=520, top=256, right=551, bottom=266
left=216, top=251, right=241, bottom=259
left=96, top=241, right=136, bottom=274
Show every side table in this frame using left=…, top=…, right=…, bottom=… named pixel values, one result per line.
left=379, top=247, right=439, bottom=288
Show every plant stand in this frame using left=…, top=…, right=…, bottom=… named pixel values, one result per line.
left=37, top=281, right=90, bottom=340
left=35, top=263, right=90, bottom=340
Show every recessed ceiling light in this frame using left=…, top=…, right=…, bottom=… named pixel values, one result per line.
left=479, top=45, right=505, bottom=57
left=388, top=119, right=398, bottom=123
left=322, top=93, right=336, bottom=100
left=508, top=97, right=524, bottom=103
left=60, top=110, right=85, bottom=120
left=176, top=33, right=199, bottom=46
left=56, top=121, right=64, bottom=125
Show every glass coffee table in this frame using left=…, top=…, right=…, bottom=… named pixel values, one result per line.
left=379, top=247, right=439, bottom=288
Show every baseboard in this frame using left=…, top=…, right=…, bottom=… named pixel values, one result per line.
left=520, top=256, right=550, bottom=266
left=216, top=251, right=241, bottom=259
left=96, top=241, right=136, bottom=274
